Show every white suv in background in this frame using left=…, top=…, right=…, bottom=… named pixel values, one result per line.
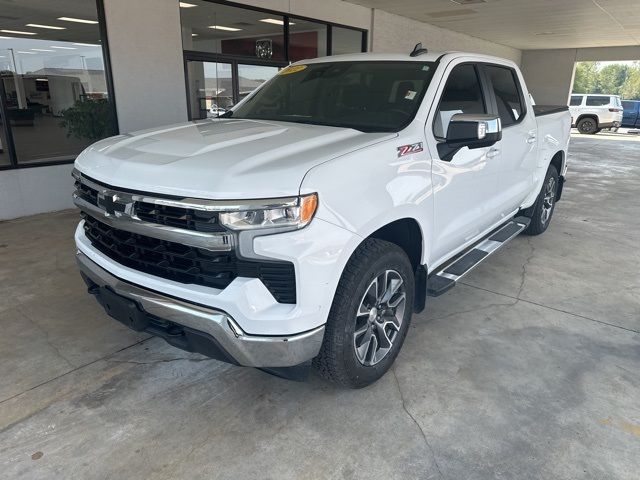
left=569, top=93, right=623, bottom=134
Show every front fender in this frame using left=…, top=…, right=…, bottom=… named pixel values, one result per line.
left=301, top=132, right=434, bottom=265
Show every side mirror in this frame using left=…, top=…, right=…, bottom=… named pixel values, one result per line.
left=438, top=114, right=502, bottom=161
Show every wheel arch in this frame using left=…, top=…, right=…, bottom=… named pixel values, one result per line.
left=549, top=150, right=565, bottom=201
left=366, top=218, right=427, bottom=314
left=576, top=114, right=599, bottom=126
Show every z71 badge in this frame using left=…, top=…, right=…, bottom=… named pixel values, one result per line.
left=397, top=142, right=424, bottom=157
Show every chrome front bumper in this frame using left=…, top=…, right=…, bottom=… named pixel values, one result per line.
left=76, top=251, right=324, bottom=368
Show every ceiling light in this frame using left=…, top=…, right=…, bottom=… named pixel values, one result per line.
left=31, top=48, right=55, bottom=52
left=260, top=18, right=293, bottom=26
left=73, top=42, right=100, bottom=47
left=36, top=78, right=48, bottom=81
left=17, top=51, right=37, bottom=54
left=26, top=24, right=66, bottom=30
left=58, top=17, right=98, bottom=24
left=428, top=9, right=476, bottom=18
left=209, top=25, right=242, bottom=31
left=179, top=2, right=197, bottom=7
left=191, top=33, right=198, bottom=37
left=50, top=46, right=76, bottom=50
left=1, top=29, right=37, bottom=35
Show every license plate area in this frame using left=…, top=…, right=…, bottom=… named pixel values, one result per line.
left=96, top=286, right=149, bottom=331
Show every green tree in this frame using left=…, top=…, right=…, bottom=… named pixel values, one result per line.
left=572, top=62, right=600, bottom=93
left=598, top=64, right=630, bottom=95
left=620, top=65, right=640, bottom=100
left=572, top=61, right=640, bottom=99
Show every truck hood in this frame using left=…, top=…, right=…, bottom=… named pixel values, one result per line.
left=75, top=118, right=395, bottom=199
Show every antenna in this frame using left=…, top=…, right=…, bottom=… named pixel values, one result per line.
left=410, top=43, right=428, bottom=57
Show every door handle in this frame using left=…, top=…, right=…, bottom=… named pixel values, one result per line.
left=487, top=148, right=500, bottom=158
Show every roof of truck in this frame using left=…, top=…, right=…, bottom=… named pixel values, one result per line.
left=295, top=51, right=518, bottom=67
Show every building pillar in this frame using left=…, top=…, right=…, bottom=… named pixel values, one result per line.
left=520, top=49, right=577, bottom=105
left=102, top=0, right=188, bottom=133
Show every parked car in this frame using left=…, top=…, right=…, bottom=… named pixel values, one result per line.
left=621, top=100, right=640, bottom=129
left=569, top=93, right=623, bottom=134
left=209, top=103, right=226, bottom=117
left=72, top=51, right=571, bottom=388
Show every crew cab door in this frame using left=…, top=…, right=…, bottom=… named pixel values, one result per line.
left=482, top=63, right=538, bottom=215
left=426, top=61, right=503, bottom=265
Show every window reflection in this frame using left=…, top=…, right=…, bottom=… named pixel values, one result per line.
left=186, top=61, right=233, bottom=120
left=238, top=64, right=278, bottom=101
left=332, top=26, right=364, bottom=55
left=289, top=19, right=327, bottom=62
left=181, top=1, right=285, bottom=61
left=0, top=0, right=114, bottom=166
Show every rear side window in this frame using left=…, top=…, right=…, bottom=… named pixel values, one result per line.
left=622, top=101, right=633, bottom=110
left=570, top=96, right=582, bottom=106
left=485, top=65, right=524, bottom=127
left=586, top=96, right=611, bottom=106
left=433, top=64, right=486, bottom=138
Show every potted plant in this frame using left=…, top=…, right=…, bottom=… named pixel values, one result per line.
left=60, top=98, right=115, bottom=140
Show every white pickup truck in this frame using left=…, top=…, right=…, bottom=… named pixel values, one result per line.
left=73, top=50, right=570, bottom=388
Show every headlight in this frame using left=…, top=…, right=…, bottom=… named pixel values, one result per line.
left=219, top=193, right=318, bottom=231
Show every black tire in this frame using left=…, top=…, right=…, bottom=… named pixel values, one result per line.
left=313, top=239, right=414, bottom=388
left=577, top=117, right=598, bottom=134
left=523, top=164, right=559, bottom=236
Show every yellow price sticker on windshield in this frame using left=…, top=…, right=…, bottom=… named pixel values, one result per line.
left=279, top=65, right=307, bottom=75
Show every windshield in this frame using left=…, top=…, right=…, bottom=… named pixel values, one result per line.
left=229, top=61, right=436, bottom=133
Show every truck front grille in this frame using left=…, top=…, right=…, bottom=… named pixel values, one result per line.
left=74, top=179, right=225, bottom=233
left=83, top=214, right=296, bottom=304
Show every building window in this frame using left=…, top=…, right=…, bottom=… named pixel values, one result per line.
left=289, top=19, right=328, bottom=62
left=0, top=0, right=116, bottom=169
left=181, top=1, right=286, bottom=61
left=237, top=64, right=279, bottom=101
left=180, top=0, right=367, bottom=120
left=331, top=26, right=365, bottom=55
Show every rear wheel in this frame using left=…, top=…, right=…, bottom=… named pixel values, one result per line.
left=523, top=164, right=559, bottom=236
left=577, top=117, right=598, bottom=134
left=313, top=239, right=414, bottom=388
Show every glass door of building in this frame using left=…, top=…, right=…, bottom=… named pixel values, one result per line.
left=185, top=57, right=280, bottom=120
left=237, top=64, right=279, bottom=102
left=186, top=60, right=233, bottom=120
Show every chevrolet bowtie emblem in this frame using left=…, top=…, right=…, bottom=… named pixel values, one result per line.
left=97, top=192, right=126, bottom=216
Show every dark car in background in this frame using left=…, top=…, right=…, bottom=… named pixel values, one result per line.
left=622, top=100, right=640, bottom=128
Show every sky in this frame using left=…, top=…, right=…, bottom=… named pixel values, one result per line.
left=593, top=60, right=638, bottom=69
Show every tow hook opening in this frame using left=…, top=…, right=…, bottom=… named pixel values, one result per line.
left=227, top=318, right=244, bottom=338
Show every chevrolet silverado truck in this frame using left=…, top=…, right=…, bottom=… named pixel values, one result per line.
left=73, top=50, right=570, bottom=388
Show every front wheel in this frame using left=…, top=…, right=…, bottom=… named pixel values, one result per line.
left=313, top=239, right=414, bottom=388
left=523, top=164, right=559, bottom=236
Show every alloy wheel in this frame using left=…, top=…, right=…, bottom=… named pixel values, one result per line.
left=353, top=270, right=407, bottom=366
left=541, top=176, right=556, bottom=225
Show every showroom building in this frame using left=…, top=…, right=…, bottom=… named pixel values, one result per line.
left=0, top=0, right=638, bottom=220
left=0, top=0, right=523, bottom=220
